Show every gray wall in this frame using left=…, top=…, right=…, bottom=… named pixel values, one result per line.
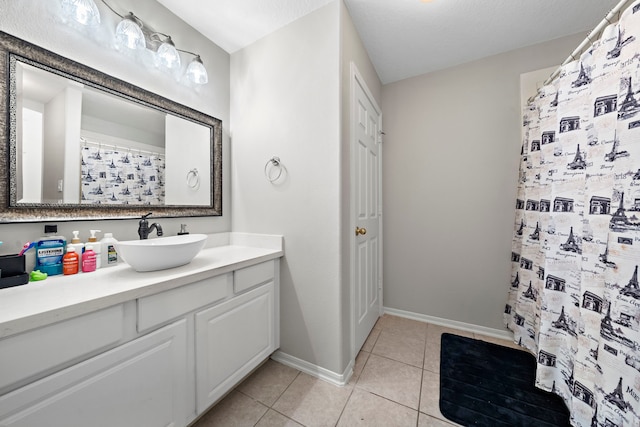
left=0, top=0, right=231, bottom=253
left=339, top=0, right=382, bottom=368
left=231, top=0, right=384, bottom=377
left=231, top=3, right=344, bottom=374
left=381, top=33, right=586, bottom=331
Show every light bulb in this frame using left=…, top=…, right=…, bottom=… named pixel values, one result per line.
left=185, top=56, right=208, bottom=85
left=156, top=38, right=181, bottom=71
left=61, top=0, right=101, bottom=26
left=115, top=13, right=145, bottom=51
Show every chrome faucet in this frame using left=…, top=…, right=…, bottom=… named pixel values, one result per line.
left=138, top=212, right=164, bottom=240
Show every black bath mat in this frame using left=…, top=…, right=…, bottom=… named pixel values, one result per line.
left=439, top=333, right=571, bottom=427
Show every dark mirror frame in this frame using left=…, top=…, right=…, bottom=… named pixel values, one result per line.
left=0, top=31, right=222, bottom=223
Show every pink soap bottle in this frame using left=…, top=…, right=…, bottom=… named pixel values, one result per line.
left=82, top=244, right=97, bottom=273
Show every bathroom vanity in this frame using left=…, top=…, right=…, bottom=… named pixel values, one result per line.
left=0, top=233, right=282, bottom=427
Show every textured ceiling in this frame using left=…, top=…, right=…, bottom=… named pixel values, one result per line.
left=157, top=0, right=621, bottom=84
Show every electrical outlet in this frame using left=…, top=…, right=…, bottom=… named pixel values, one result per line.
left=57, top=179, right=63, bottom=192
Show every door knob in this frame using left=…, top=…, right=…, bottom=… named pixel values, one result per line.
left=355, top=226, right=367, bottom=236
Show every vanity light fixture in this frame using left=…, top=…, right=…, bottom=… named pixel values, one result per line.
left=152, top=34, right=181, bottom=71
left=60, top=0, right=101, bottom=26
left=66, top=0, right=209, bottom=85
left=185, top=55, right=208, bottom=85
left=115, top=12, right=145, bottom=51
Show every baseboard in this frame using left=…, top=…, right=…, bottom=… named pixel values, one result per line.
left=383, top=307, right=513, bottom=341
left=270, top=310, right=511, bottom=387
left=270, top=350, right=353, bottom=387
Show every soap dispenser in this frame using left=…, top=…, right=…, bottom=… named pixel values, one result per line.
left=68, top=231, right=85, bottom=255
left=82, top=245, right=97, bottom=273
left=86, top=230, right=102, bottom=269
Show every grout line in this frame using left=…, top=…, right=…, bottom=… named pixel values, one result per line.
left=417, top=328, right=429, bottom=427
left=268, top=407, right=305, bottom=427
left=334, top=378, right=357, bottom=427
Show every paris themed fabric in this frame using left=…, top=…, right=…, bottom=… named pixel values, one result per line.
left=506, top=2, right=640, bottom=426
left=80, top=142, right=165, bottom=205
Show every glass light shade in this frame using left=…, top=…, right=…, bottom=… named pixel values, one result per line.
left=156, top=39, right=181, bottom=71
left=185, top=56, right=208, bottom=85
left=115, top=14, right=145, bottom=50
left=61, top=0, right=101, bottom=26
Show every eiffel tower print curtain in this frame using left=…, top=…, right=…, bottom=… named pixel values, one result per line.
left=506, top=2, right=640, bottom=426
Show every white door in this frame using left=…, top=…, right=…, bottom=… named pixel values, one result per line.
left=351, top=63, right=382, bottom=355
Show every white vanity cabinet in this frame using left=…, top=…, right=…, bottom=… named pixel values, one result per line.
left=196, top=279, right=276, bottom=411
left=0, top=241, right=282, bottom=427
left=0, top=319, right=189, bottom=427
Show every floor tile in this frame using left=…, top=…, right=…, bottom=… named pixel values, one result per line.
left=350, top=350, right=370, bottom=384
left=418, top=412, right=460, bottom=427
left=192, top=390, right=268, bottom=427
left=419, top=370, right=448, bottom=422
left=272, top=372, right=353, bottom=427
left=423, top=339, right=440, bottom=373
left=371, top=330, right=425, bottom=367
left=255, top=409, right=304, bottom=427
left=356, top=353, right=422, bottom=409
left=377, top=314, right=428, bottom=340
left=237, top=360, right=300, bottom=406
left=361, top=327, right=381, bottom=352
left=427, top=324, right=474, bottom=344
left=337, top=388, right=418, bottom=427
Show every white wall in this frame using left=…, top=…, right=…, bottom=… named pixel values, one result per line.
left=20, top=103, right=44, bottom=203
left=165, top=115, right=211, bottom=205
left=42, top=90, right=66, bottom=202
left=0, top=0, right=230, bottom=252
left=381, top=33, right=586, bottom=331
left=339, top=0, right=382, bottom=369
left=231, top=3, right=343, bottom=374
left=63, top=85, right=83, bottom=203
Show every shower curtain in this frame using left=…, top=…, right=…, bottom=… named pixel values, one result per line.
left=81, top=143, right=166, bottom=206
left=505, top=2, right=640, bottom=426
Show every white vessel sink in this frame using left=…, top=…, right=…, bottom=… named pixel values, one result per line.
left=115, top=234, right=208, bottom=272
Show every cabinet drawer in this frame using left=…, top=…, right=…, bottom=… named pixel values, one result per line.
left=234, top=261, right=274, bottom=294
left=0, top=305, right=124, bottom=393
left=137, top=273, right=231, bottom=332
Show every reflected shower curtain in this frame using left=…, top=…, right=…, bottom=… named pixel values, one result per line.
left=505, top=2, right=640, bottom=426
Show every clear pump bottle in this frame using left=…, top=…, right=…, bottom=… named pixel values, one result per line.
left=86, top=230, right=101, bottom=269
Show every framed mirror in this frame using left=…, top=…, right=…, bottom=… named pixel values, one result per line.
left=0, top=31, right=222, bottom=222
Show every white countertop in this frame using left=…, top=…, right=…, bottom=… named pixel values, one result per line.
left=0, top=233, right=283, bottom=339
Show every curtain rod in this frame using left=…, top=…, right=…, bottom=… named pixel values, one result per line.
left=81, top=138, right=164, bottom=157
left=529, top=0, right=634, bottom=103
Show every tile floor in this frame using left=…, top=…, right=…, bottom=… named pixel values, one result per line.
left=191, top=314, right=522, bottom=427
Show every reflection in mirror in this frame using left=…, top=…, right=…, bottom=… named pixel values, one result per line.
left=0, top=31, right=222, bottom=222
left=17, top=61, right=211, bottom=207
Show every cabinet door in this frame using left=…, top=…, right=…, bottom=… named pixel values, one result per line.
left=195, top=282, right=275, bottom=412
left=0, top=319, right=189, bottom=427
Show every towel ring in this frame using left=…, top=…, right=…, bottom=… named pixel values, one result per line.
left=264, top=157, right=283, bottom=183
left=186, top=168, right=200, bottom=189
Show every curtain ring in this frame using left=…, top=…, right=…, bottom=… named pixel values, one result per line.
left=186, top=168, right=200, bottom=189
left=264, top=157, right=283, bottom=183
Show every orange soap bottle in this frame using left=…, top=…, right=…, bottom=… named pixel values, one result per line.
left=63, top=246, right=79, bottom=275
